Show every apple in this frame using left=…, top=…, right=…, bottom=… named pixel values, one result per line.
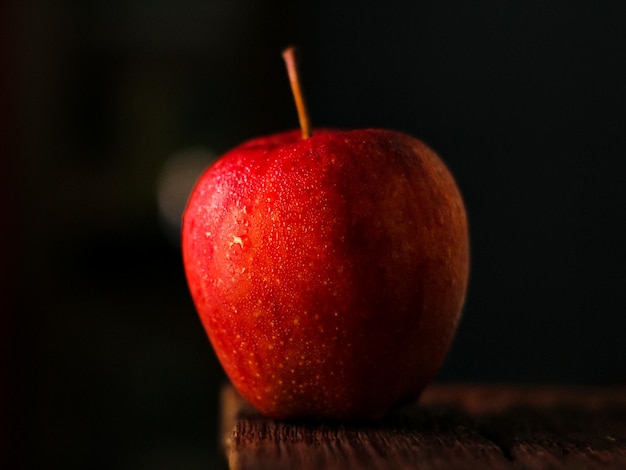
left=182, top=48, right=469, bottom=420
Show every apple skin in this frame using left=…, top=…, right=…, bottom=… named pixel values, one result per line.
left=182, top=128, right=469, bottom=420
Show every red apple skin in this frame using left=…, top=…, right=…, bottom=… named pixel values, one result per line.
left=182, top=128, right=469, bottom=420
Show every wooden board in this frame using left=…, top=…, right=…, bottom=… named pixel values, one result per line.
left=221, top=383, right=626, bottom=469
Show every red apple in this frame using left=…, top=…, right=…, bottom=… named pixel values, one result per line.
left=182, top=48, right=469, bottom=420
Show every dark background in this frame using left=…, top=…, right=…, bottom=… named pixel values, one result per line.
left=3, top=0, right=626, bottom=468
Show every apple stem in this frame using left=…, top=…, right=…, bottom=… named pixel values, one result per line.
left=282, top=46, right=312, bottom=139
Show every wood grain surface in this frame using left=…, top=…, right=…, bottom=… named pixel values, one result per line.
left=221, top=383, right=626, bottom=470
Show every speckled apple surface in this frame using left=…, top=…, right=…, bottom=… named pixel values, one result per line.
left=182, top=128, right=469, bottom=420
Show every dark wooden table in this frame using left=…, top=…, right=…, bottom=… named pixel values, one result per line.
left=221, top=383, right=626, bottom=469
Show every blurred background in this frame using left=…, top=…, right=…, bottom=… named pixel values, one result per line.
left=3, top=0, right=626, bottom=468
